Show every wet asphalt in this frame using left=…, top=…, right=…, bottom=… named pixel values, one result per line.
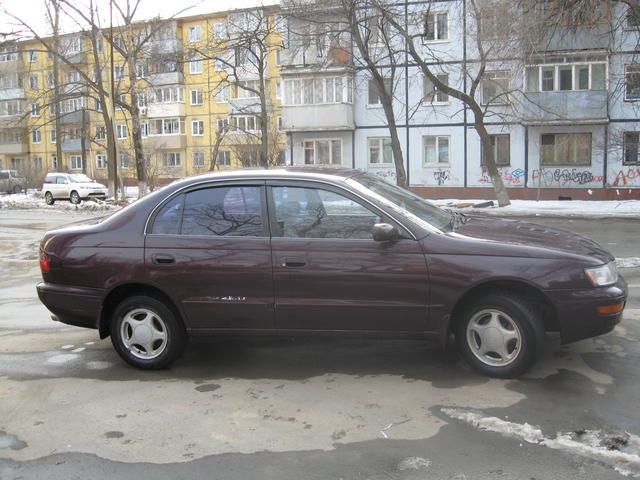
left=0, top=209, right=639, bottom=479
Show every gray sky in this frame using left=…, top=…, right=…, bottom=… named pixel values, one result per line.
left=2, top=0, right=270, bottom=37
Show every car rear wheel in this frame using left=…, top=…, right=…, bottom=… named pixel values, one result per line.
left=44, top=192, right=54, bottom=205
left=13, top=185, right=22, bottom=194
left=456, top=293, right=544, bottom=378
left=70, top=190, right=81, bottom=204
left=110, top=296, right=187, bottom=369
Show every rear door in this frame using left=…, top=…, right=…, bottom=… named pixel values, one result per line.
left=144, top=182, right=274, bottom=331
left=267, top=181, right=430, bottom=332
left=55, top=176, right=71, bottom=199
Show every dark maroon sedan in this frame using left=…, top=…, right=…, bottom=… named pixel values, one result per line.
left=37, top=168, right=627, bottom=377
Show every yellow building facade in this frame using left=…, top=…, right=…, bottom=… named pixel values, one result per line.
left=0, top=6, right=284, bottom=188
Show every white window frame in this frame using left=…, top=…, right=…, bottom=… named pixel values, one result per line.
left=189, top=56, right=203, bottom=74
left=32, top=129, right=41, bottom=144
left=540, top=133, right=592, bottom=166
left=192, top=151, right=205, bottom=167
left=96, top=154, right=107, bottom=169
left=50, top=130, right=57, bottom=143
left=423, top=135, right=451, bottom=166
left=367, top=137, right=394, bottom=165
left=303, top=138, right=342, bottom=165
left=423, top=11, right=449, bottom=42
left=190, top=88, right=203, bottom=105
left=191, top=119, right=204, bottom=136
left=188, top=25, right=202, bottom=42
left=526, top=61, right=608, bottom=93
left=367, top=77, right=391, bottom=107
left=30, top=103, right=40, bottom=117
left=423, top=74, right=449, bottom=104
left=481, top=71, right=511, bottom=105
left=70, top=155, right=83, bottom=170
left=29, top=74, right=38, bottom=89
left=28, top=50, right=37, bottom=62
left=625, top=64, right=640, bottom=101
left=624, top=131, right=640, bottom=165
left=116, top=124, right=128, bottom=139
left=217, top=150, right=231, bottom=167
left=481, top=134, right=511, bottom=167
left=163, top=152, right=181, bottom=168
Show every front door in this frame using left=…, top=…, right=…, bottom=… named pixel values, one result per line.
left=268, top=181, right=429, bottom=332
left=145, top=183, right=274, bottom=330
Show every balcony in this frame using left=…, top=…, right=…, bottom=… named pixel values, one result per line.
left=61, top=138, right=82, bottom=152
left=148, top=71, right=184, bottom=86
left=0, top=88, right=25, bottom=101
left=144, top=134, right=186, bottom=150
left=531, top=24, right=610, bottom=53
left=0, top=142, right=27, bottom=154
left=150, top=39, right=182, bottom=56
left=521, top=91, right=608, bottom=125
left=282, top=103, right=354, bottom=132
left=59, top=110, right=86, bottom=125
left=65, top=51, right=87, bottom=65
left=147, top=103, right=185, bottom=118
left=0, top=115, right=26, bottom=128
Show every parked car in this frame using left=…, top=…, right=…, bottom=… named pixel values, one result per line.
left=0, top=169, right=26, bottom=194
left=42, top=172, right=108, bottom=205
left=36, top=168, right=627, bottom=377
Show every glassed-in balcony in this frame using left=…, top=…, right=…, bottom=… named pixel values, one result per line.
left=522, top=91, right=608, bottom=124
left=282, top=103, right=354, bottom=132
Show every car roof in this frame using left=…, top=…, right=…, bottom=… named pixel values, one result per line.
left=174, top=166, right=364, bottom=186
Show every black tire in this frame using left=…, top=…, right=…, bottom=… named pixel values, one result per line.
left=110, top=295, right=187, bottom=370
left=455, top=293, right=544, bottom=378
left=45, top=192, right=55, bottom=205
left=13, top=185, right=22, bottom=194
left=70, top=190, right=81, bottom=204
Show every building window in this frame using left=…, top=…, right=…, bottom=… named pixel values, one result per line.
left=95, top=126, right=105, bottom=140
left=149, top=118, right=184, bottom=135
left=152, top=86, right=184, bottom=104
left=189, top=56, right=203, bottom=74
left=625, top=64, right=640, bottom=101
left=70, top=155, right=83, bottom=170
left=29, top=75, right=38, bottom=89
left=423, top=135, right=450, bottom=166
left=50, top=130, right=57, bottom=143
left=482, top=134, right=510, bottom=166
left=190, top=89, right=203, bottom=105
left=217, top=150, right=231, bottom=167
left=47, top=73, right=55, bottom=88
left=30, top=103, right=40, bottom=117
left=216, top=86, right=230, bottom=103
left=624, top=132, right=639, bottom=165
left=32, top=129, right=41, bottom=144
left=163, top=152, right=181, bottom=167
left=214, top=23, right=228, bottom=40
left=423, top=74, right=449, bottom=104
left=188, top=25, right=202, bottom=42
left=117, top=124, right=128, bottom=139
left=481, top=71, right=510, bottom=105
left=627, top=6, right=640, bottom=28
left=119, top=152, right=130, bottom=169
left=303, top=139, right=342, bottom=165
left=368, top=137, right=394, bottom=165
left=191, top=119, right=204, bottom=136
left=424, top=12, right=448, bottom=41
left=367, top=77, right=392, bottom=105
left=192, top=151, right=205, bottom=167
left=141, top=123, right=148, bottom=137
left=95, top=98, right=104, bottom=112
left=96, top=154, right=107, bottom=169
left=230, top=115, right=260, bottom=132
left=526, top=59, right=606, bottom=93
left=237, top=80, right=260, bottom=99
left=34, top=156, right=43, bottom=170
left=51, top=155, right=58, bottom=169
left=277, top=116, right=283, bottom=130
left=284, top=76, right=352, bottom=105
left=28, top=49, right=37, bottom=62
left=114, top=65, right=125, bottom=80
left=541, top=133, right=591, bottom=166
left=135, top=64, right=148, bottom=79
left=216, top=118, right=229, bottom=132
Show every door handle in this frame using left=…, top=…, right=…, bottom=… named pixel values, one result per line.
left=152, top=254, right=175, bottom=265
left=280, top=257, right=306, bottom=268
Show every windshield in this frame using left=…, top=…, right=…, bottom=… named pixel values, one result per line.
left=69, top=174, right=93, bottom=183
left=347, top=173, right=453, bottom=232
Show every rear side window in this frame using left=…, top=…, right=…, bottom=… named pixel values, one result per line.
left=0, top=172, right=8, bottom=180
left=56, top=177, right=67, bottom=184
left=44, top=175, right=55, bottom=183
left=151, top=186, right=264, bottom=237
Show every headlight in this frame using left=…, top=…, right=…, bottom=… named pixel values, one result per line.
left=585, top=262, right=618, bottom=287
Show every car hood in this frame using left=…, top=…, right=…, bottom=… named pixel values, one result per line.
left=451, top=216, right=614, bottom=263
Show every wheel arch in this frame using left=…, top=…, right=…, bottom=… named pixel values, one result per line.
left=447, top=278, right=558, bottom=336
left=98, top=283, right=185, bottom=339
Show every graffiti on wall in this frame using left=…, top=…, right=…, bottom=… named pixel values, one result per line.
left=478, top=167, right=525, bottom=186
left=612, top=167, right=640, bottom=187
left=531, top=168, right=603, bottom=187
left=433, top=169, right=451, bottom=186
left=373, top=169, right=396, bottom=183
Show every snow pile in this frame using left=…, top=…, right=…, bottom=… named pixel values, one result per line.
left=0, top=192, right=119, bottom=211
left=442, top=407, right=640, bottom=477
left=616, top=257, right=640, bottom=269
left=436, top=199, right=640, bottom=219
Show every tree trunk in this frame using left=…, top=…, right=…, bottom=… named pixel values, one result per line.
left=259, top=70, right=269, bottom=168
left=209, top=130, right=225, bottom=171
left=379, top=92, right=407, bottom=187
left=127, top=55, right=146, bottom=198
left=475, top=121, right=510, bottom=207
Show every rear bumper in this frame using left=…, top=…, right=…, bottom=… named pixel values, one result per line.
left=36, top=282, right=103, bottom=330
left=549, top=277, right=627, bottom=344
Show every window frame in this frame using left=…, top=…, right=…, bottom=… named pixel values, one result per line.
left=625, top=64, right=640, bottom=101
left=422, top=73, right=449, bottom=104
left=481, top=134, right=511, bottom=167
left=623, top=131, right=639, bottom=165
left=303, top=138, right=342, bottom=165
left=191, top=119, right=204, bottom=136
left=422, top=135, right=451, bottom=167
left=367, top=137, right=394, bottom=165
left=147, top=182, right=268, bottom=238
left=190, top=88, right=204, bottom=105
left=70, top=154, right=83, bottom=170
left=367, top=77, right=392, bottom=107
left=423, top=11, right=449, bottom=42
left=540, top=132, right=592, bottom=166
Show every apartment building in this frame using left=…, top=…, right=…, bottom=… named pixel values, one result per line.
left=279, top=1, right=640, bottom=200
left=0, top=6, right=284, bottom=187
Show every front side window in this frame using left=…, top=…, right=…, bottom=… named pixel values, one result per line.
left=178, top=186, right=264, bottom=237
left=423, top=135, right=450, bottom=165
left=272, top=186, right=380, bottom=240
left=482, top=134, right=510, bottom=166
left=541, top=133, right=591, bottom=166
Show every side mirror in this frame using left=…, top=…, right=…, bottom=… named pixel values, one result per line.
left=372, top=222, right=400, bottom=242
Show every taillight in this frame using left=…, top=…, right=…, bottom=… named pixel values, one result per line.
left=39, top=250, right=50, bottom=273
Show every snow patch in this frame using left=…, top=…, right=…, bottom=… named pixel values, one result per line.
left=617, top=257, right=640, bottom=269
left=442, top=408, right=640, bottom=477
left=0, top=192, right=119, bottom=211
left=71, top=347, right=86, bottom=353
left=60, top=345, right=74, bottom=350
left=397, top=456, right=432, bottom=471
left=86, top=361, right=113, bottom=370
left=47, top=353, right=79, bottom=364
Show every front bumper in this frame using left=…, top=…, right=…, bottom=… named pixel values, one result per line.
left=548, top=277, right=627, bottom=344
left=78, top=189, right=108, bottom=200
left=36, top=282, right=103, bottom=330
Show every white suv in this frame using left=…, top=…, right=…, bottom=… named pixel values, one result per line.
left=42, top=173, right=108, bottom=205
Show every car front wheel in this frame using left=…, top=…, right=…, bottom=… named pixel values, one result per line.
left=45, top=192, right=55, bottom=205
left=456, top=293, right=544, bottom=378
left=110, top=296, right=187, bottom=369
left=70, top=190, right=81, bottom=204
